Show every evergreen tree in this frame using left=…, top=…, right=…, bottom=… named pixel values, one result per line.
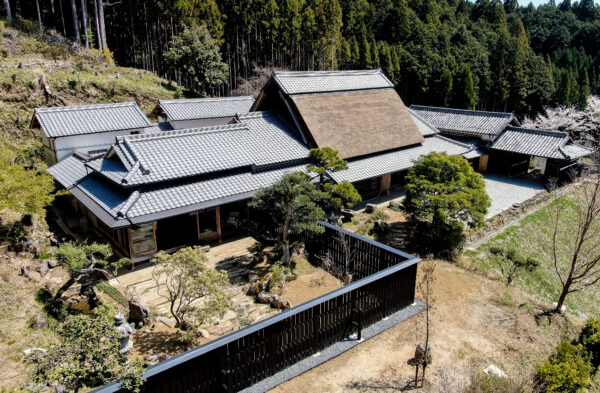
left=451, top=63, right=477, bottom=109
left=577, top=69, right=590, bottom=109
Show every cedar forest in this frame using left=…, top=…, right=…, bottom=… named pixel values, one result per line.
left=3, top=0, right=600, bottom=118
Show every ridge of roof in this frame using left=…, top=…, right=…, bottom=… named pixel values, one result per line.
left=158, top=96, right=254, bottom=105
left=410, top=105, right=514, bottom=118
left=116, top=123, right=248, bottom=143
left=235, top=111, right=275, bottom=120
left=34, top=101, right=140, bottom=113
left=272, top=69, right=385, bottom=77
left=503, top=126, right=569, bottom=138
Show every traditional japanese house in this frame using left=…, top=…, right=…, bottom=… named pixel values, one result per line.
left=150, top=96, right=254, bottom=129
left=46, top=70, right=491, bottom=264
left=31, top=102, right=154, bottom=165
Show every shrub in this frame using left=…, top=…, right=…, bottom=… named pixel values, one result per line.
left=465, top=372, right=532, bottom=393
left=579, top=318, right=600, bottom=368
left=269, top=262, right=291, bottom=289
left=536, top=341, right=593, bottom=393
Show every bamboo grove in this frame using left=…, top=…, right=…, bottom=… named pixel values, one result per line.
left=2, top=0, right=600, bottom=119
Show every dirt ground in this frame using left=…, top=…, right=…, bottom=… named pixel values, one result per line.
left=270, top=260, right=581, bottom=393
left=280, top=270, right=343, bottom=306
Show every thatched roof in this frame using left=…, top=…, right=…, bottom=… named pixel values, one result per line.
left=290, top=89, right=424, bottom=159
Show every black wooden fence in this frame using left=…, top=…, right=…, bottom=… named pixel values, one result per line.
left=94, top=221, right=420, bottom=393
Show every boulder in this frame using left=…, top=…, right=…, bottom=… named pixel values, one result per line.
left=234, top=301, right=257, bottom=316
left=128, top=296, right=153, bottom=326
left=198, top=329, right=210, bottom=339
left=36, top=260, right=49, bottom=277
left=32, top=314, right=48, bottom=329
left=365, top=204, right=378, bottom=213
left=144, top=353, right=171, bottom=365
left=257, top=292, right=291, bottom=310
left=483, top=364, right=507, bottom=379
left=46, top=259, right=58, bottom=268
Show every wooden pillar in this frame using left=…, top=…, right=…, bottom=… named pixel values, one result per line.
left=195, top=212, right=201, bottom=241
left=478, top=155, right=489, bottom=173
left=380, top=173, right=391, bottom=193
left=216, top=206, right=222, bottom=242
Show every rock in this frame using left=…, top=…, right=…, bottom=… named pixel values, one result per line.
left=483, top=364, right=507, bottom=379
left=198, top=329, right=210, bottom=338
left=257, top=292, right=291, bottom=310
left=19, top=265, right=30, bottom=278
left=23, top=348, right=47, bottom=357
left=372, top=220, right=390, bottom=235
left=46, top=259, right=58, bottom=268
left=128, top=296, right=153, bottom=326
left=552, top=302, right=567, bottom=312
left=37, top=260, right=49, bottom=277
left=365, top=204, right=378, bottom=213
left=144, top=353, right=171, bottom=365
left=291, top=242, right=305, bottom=257
left=234, top=301, right=256, bottom=316
left=157, top=316, right=176, bottom=328
left=33, top=314, right=48, bottom=329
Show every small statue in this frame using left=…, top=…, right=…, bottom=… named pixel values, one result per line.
left=114, top=313, right=135, bottom=355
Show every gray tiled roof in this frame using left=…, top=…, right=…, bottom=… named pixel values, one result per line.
left=272, top=70, right=394, bottom=95
left=90, top=112, right=309, bottom=186
left=330, top=135, right=473, bottom=183
left=156, top=96, right=254, bottom=121
left=560, top=143, right=593, bottom=160
left=67, top=164, right=307, bottom=228
left=410, top=105, right=516, bottom=136
left=144, top=122, right=174, bottom=133
left=408, top=109, right=438, bottom=136
left=46, top=154, right=89, bottom=188
left=490, top=127, right=569, bottom=159
left=33, top=102, right=152, bottom=138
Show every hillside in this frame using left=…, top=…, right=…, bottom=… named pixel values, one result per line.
left=0, top=23, right=187, bottom=148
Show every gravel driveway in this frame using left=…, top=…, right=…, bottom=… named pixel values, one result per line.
left=484, top=174, right=545, bottom=219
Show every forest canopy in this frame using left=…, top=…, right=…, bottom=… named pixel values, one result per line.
left=2, top=0, right=600, bottom=118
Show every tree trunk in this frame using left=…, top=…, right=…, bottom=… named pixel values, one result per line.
left=282, top=212, right=291, bottom=266
left=3, top=0, right=11, bottom=26
left=35, top=0, right=42, bottom=32
left=98, top=0, right=106, bottom=50
left=59, top=0, right=67, bottom=36
left=93, top=0, right=102, bottom=49
left=70, top=0, right=81, bottom=45
left=54, top=276, right=76, bottom=301
left=80, top=0, right=88, bottom=48
left=555, top=279, right=571, bottom=313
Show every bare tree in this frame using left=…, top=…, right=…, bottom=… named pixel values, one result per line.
left=80, top=0, right=89, bottom=48
left=3, top=0, right=12, bottom=26
left=69, top=0, right=81, bottom=45
left=413, top=257, right=435, bottom=387
left=549, top=154, right=600, bottom=313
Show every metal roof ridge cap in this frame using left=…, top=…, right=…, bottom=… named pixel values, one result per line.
left=410, top=104, right=514, bottom=118
left=116, top=190, right=140, bottom=218
left=117, top=123, right=248, bottom=142
left=159, top=96, right=254, bottom=104
left=34, top=101, right=136, bottom=112
left=506, top=126, right=568, bottom=137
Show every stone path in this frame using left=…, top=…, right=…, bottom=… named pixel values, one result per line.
left=112, top=237, right=277, bottom=334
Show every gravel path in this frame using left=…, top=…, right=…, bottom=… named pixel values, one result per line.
left=239, top=300, right=427, bottom=393
left=484, top=175, right=545, bottom=219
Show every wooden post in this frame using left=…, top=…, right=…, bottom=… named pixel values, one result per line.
left=478, top=155, right=489, bottom=173
left=195, top=212, right=201, bottom=241
left=216, top=206, right=222, bottom=242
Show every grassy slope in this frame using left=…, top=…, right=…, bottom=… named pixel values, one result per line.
left=464, top=189, right=600, bottom=319
left=0, top=22, right=186, bottom=148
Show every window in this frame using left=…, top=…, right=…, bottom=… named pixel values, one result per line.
left=129, top=223, right=156, bottom=256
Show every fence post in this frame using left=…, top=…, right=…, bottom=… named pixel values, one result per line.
left=351, top=290, right=362, bottom=340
